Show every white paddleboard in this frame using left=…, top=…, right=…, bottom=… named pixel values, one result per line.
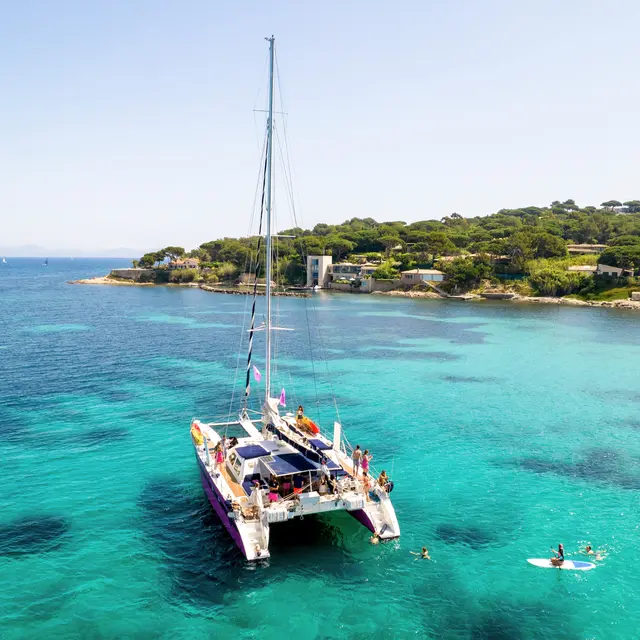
left=527, top=558, right=596, bottom=571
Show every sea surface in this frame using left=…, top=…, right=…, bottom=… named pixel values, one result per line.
left=1, top=258, right=640, bottom=639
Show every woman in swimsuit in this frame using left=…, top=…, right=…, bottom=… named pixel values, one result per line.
left=362, top=450, right=372, bottom=474
left=214, top=443, right=224, bottom=470
left=550, top=544, right=564, bottom=565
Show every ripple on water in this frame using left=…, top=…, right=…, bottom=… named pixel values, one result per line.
left=22, top=324, right=92, bottom=333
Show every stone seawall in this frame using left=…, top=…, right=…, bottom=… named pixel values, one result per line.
left=109, top=268, right=155, bottom=281
left=199, top=285, right=309, bottom=297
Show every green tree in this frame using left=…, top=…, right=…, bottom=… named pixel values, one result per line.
left=379, top=234, right=402, bottom=255
left=623, top=200, right=640, bottom=212
left=162, top=246, right=185, bottom=261
left=601, top=200, right=622, bottom=210
left=324, top=235, right=355, bottom=260
left=599, top=246, right=640, bottom=270
left=139, top=252, right=158, bottom=268
left=440, top=255, right=492, bottom=289
left=372, top=260, right=399, bottom=279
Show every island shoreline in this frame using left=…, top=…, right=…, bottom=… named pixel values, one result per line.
left=68, top=275, right=640, bottom=309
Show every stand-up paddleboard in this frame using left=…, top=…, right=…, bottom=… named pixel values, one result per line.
left=527, top=558, right=596, bottom=571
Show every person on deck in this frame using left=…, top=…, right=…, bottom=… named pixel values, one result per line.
left=281, top=475, right=292, bottom=497
left=293, top=474, right=304, bottom=495
left=378, top=470, right=389, bottom=489
left=362, top=471, right=372, bottom=500
left=362, top=450, right=372, bottom=475
left=352, top=445, right=362, bottom=476
left=268, top=476, right=280, bottom=503
left=318, top=476, right=328, bottom=496
left=550, top=544, right=564, bottom=565
left=296, top=405, right=305, bottom=425
left=214, top=443, right=224, bottom=471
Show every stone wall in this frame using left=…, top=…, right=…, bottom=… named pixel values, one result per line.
left=110, top=268, right=156, bottom=281
left=367, top=278, right=400, bottom=293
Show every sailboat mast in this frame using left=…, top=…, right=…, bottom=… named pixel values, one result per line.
left=264, top=35, right=275, bottom=403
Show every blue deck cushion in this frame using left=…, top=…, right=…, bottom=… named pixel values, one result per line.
left=309, top=438, right=332, bottom=451
left=265, top=453, right=318, bottom=477
left=242, top=473, right=268, bottom=496
left=235, top=444, right=270, bottom=460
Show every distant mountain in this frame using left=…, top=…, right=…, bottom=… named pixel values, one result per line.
left=0, top=246, right=146, bottom=258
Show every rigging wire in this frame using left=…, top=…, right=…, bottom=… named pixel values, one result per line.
left=225, top=129, right=269, bottom=426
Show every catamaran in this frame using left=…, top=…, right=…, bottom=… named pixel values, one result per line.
left=189, top=37, right=400, bottom=561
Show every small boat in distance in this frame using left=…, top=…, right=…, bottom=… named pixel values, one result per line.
left=1, top=257, right=6, bottom=264
left=43, top=258, right=48, bottom=266
left=189, top=36, right=400, bottom=561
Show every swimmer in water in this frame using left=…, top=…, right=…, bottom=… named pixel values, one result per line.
left=584, top=545, right=606, bottom=561
left=410, top=547, right=431, bottom=560
left=370, top=532, right=380, bottom=545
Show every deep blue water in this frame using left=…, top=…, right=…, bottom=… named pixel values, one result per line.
left=1, top=258, right=640, bottom=639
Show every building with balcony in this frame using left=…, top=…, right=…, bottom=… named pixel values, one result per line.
left=306, top=255, right=333, bottom=287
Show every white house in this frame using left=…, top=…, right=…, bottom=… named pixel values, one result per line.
left=168, top=258, right=200, bottom=270
left=400, top=268, right=445, bottom=283
left=597, top=264, right=634, bottom=277
left=306, top=255, right=332, bottom=287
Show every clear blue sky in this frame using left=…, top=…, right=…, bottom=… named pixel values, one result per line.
left=1, top=0, right=639, bottom=255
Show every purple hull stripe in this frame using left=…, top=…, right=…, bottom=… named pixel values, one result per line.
left=349, top=508, right=375, bottom=533
left=196, top=454, right=247, bottom=557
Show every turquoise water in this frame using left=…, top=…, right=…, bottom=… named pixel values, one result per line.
left=1, top=259, right=640, bottom=639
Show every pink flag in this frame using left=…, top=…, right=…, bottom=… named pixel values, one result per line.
left=252, top=365, right=262, bottom=382
left=279, top=388, right=286, bottom=407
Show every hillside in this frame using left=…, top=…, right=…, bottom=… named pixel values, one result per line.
left=135, top=199, right=640, bottom=296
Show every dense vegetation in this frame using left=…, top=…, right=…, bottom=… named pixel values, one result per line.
left=134, top=199, right=640, bottom=297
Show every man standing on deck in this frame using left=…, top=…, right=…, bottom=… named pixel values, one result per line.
left=352, top=445, right=362, bottom=476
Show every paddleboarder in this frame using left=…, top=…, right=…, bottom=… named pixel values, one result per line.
left=550, top=543, right=564, bottom=566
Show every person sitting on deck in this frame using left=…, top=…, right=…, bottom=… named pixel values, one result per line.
left=320, top=458, right=337, bottom=493
left=268, top=476, right=280, bottom=503
left=281, top=475, right=292, bottom=497
left=378, top=470, right=389, bottom=489
left=318, top=476, right=328, bottom=496
left=229, top=436, right=239, bottom=448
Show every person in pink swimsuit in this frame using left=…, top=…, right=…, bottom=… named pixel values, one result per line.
left=214, top=444, right=224, bottom=470
left=362, top=450, right=372, bottom=474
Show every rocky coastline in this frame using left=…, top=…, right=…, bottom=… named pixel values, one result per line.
left=68, top=276, right=310, bottom=297
left=372, top=289, right=640, bottom=310
left=68, top=275, right=639, bottom=309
